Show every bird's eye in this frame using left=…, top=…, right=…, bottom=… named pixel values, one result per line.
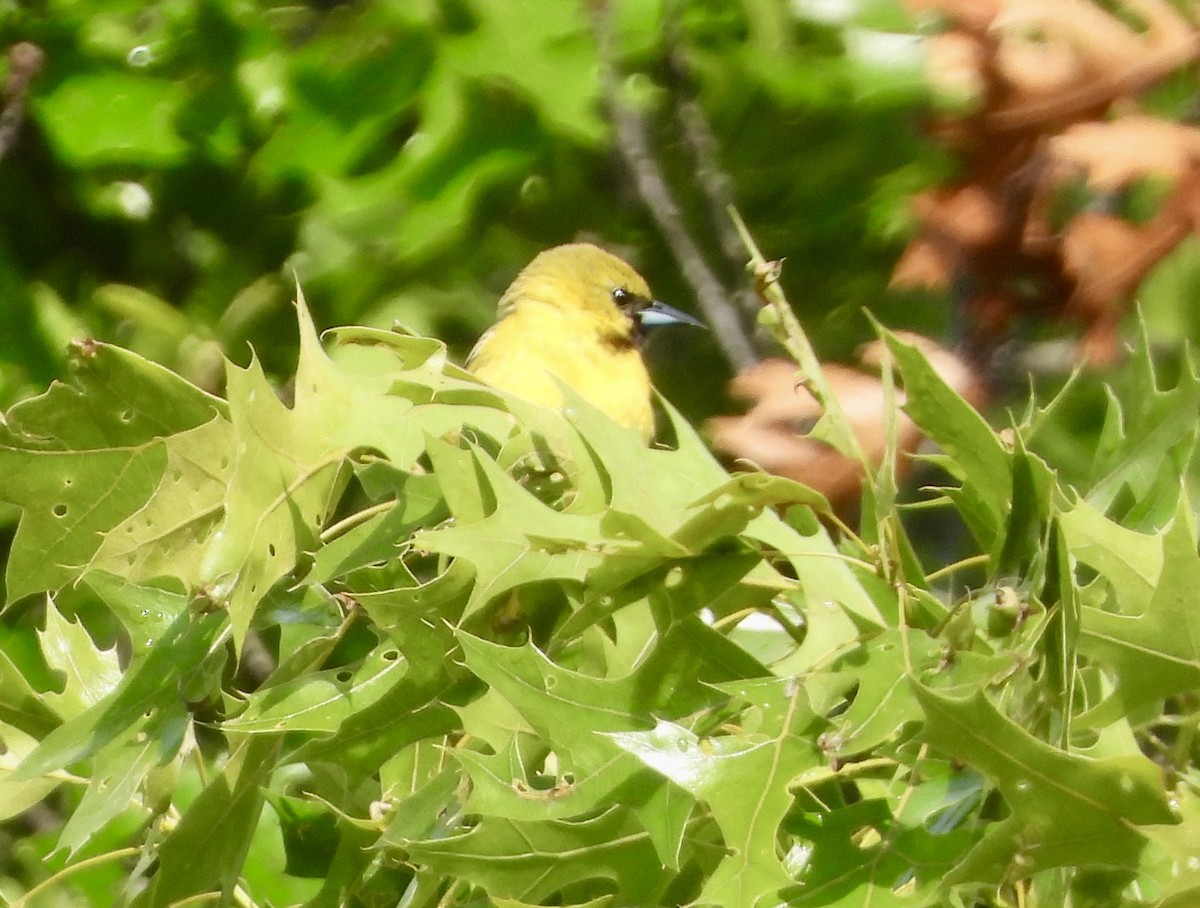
left=609, top=286, right=638, bottom=311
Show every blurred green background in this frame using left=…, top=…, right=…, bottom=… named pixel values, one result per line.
left=0, top=0, right=949, bottom=425
left=4, top=0, right=1200, bottom=508
left=5, top=3, right=1200, bottom=900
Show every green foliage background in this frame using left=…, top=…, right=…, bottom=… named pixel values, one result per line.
left=0, top=0, right=939, bottom=412
left=2, top=1, right=1200, bottom=906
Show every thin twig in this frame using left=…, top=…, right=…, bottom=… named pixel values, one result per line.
left=11, top=848, right=142, bottom=908
left=662, top=18, right=766, bottom=334
left=0, top=42, right=44, bottom=161
left=660, top=10, right=748, bottom=268
left=590, top=2, right=758, bottom=371
left=924, top=552, right=990, bottom=583
left=727, top=206, right=869, bottom=466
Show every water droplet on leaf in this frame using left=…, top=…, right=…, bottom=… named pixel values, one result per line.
left=127, top=45, right=154, bottom=67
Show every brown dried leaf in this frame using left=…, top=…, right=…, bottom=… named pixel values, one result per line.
left=907, top=0, right=1002, bottom=32
left=707, top=413, right=868, bottom=508
left=709, top=338, right=986, bottom=510
left=890, top=235, right=952, bottom=289
left=992, top=18, right=1088, bottom=98
left=914, top=185, right=1008, bottom=250
left=897, top=0, right=1200, bottom=362
left=1062, top=179, right=1195, bottom=364
left=985, top=0, right=1199, bottom=130
left=1050, top=116, right=1200, bottom=190
left=994, top=0, right=1150, bottom=69
left=1062, top=212, right=1150, bottom=320
left=925, top=31, right=988, bottom=104
left=917, top=0, right=1200, bottom=131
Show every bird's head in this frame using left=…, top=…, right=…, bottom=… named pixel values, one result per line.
left=497, top=243, right=704, bottom=347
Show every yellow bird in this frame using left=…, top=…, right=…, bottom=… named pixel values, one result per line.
left=467, top=243, right=704, bottom=442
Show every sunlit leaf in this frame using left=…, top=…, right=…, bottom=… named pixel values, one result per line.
left=612, top=677, right=823, bottom=908
left=915, top=684, right=1177, bottom=884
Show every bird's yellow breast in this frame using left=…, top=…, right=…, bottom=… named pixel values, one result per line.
left=467, top=243, right=675, bottom=442
left=468, top=302, right=655, bottom=441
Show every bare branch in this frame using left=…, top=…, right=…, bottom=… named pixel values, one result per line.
left=661, top=16, right=765, bottom=334
left=661, top=14, right=745, bottom=269
left=0, top=42, right=44, bottom=162
left=590, top=3, right=758, bottom=371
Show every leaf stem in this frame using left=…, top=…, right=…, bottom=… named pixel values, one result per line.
left=790, top=756, right=897, bottom=791
left=590, top=0, right=758, bottom=370
left=925, top=553, right=990, bottom=583
left=10, top=847, right=142, bottom=907
left=320, top=500, right=396, bottom=545
left=727, top=205, right=869, bottom=467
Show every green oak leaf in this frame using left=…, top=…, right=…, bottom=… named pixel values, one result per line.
left=225, top=640, right=408, bottom=734
left=1076, top=496, right=1200, bottom=726
left=201, top=294, right=502, bottom=651
left=38, top=600, right=121, bottom=722
left=787, top=795, right=973, bottom=906
left=886, top=330, right=1011, bottom=546
left=0, top=341, right=225, bottom=602
left=1059, top=496, right=1160, bottom=613
left=915, top=684, right=1177, bottom=884
left=457, top=630, right=720, bottom=866
left=292, top=617, right=461, bottom=775
left=87, top=417, right=235, bottom=587
left=132, top=735, right=283, bottom=908
left=401, top=807, right=665, bottom=905
left=414, top=446, right=618, bottom=615
left=14, top=610, right=226, bottom=781
left=611, top=676, right=823, bottom=908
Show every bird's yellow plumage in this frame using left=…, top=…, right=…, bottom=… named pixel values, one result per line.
left=468, top=244, right=703, bottom=442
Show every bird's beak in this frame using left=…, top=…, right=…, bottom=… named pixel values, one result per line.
left=637, top=299, right=707, bottom=329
